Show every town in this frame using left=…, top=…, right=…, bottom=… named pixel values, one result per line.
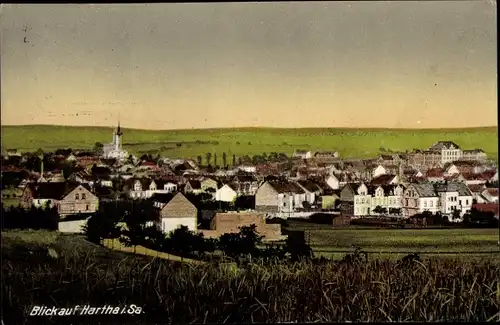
left=2, top=123, right=498, bottom=241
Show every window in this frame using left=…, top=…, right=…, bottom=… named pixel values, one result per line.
left=81, top=193, right=86, bottom=200
left=75, top=194, right=79, bottom=200
left=86, top=204, right=89, bottom=211
left=466, top=199, right=469, bottom=205
left=424, top=201, right=427, bottom=208
left=430, top=201, right=433, bottom=207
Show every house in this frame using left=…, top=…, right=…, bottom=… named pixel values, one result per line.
left=326, top=174, right=341, bottom=190
left=434, top=182, right=473, bottom=218
left=339, top=183, right=371, bottom=217
left=295, top=180, right=322, bottom=205
left=481, top=188, right=499, bottom=203
left=237, top=164, right=257, bottom=173
left=376, top=154, right=405, bottom=166
left=425, top=168, right=446, bottom=183
left=445, top=161, right=486, bottom=175
left=313, top=151, right=339, bottom=160
left=200, top=212, right=285, bottom=241
left=461, top=149, right=487, bottom=162
left=231, top=173, right=260, bottom=195
left=65, top=153, right=77, bottom=162
left=461, top=173, right=488, bottom=186
left=255, top=180, right=306, bottom=214
left=156, top=192, right=198, bottom=234
left=68, top=171, right=98, bottom=187
left=467, top=184, right=488, bottom=204
left=184, top=180, right=203, bottom=194
left=408, top=150, right=442, bottom=168
left=292, top=150, right=314, bottom=160
left=370, top=174, right=399, bottom=186
left=199, top=177, right=219, bottom=192
left=320, top=191, right=340, bottom=210
left=369, top=185, right=405, bottom=216
left=372, top=165, right=387, bottom=178
left=215, top=183, right=238, bottom=203
left=402, top=183, right=440, bottom=217
left=427, top=141, right=462, bottom=164
left=23, top=182, right=99, bottom=216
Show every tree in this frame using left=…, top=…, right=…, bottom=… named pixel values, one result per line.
left=60, top=162, right=75, bottom=180
left=214, top=153, right=218, bottom=167
left=83, top=211, right=121, bottom=246
left=222, top=152, right=227, bottom=168
left=380, top=207, right=388, bottom=215
left=35, top=148, right=44, bottom=157
left=217, top=224, right=263, bottom=260
left=93, top=142, right=104, bottom=155
left=373, top=206, right=383, bottom=215
left=452, top=208, right=462, bottom=221
left=120, top=223, right=145, bottom=254
left=232, top=154, right=236, bottom=166
left=164, top=225, right=200, bottom=258
left=205, top=152, right=212, bottom=166
left=196, top=155, right=202, bottom=166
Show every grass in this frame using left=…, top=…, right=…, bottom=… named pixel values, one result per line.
left=301, top=228, right=500, bottom=253
left=102, top=238, right=205, bottom=265
left=1, top=124, right=497, bottom=160
left=2, top=230, right=500, bottom=323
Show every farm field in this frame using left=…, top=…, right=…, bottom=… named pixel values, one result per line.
left=1, top=124, right=497, bottom=161
left=2, top=230, right=500, bottom=323
left=280, top=224, right=500, bottom=261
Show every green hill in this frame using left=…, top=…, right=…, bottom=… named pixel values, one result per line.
left=1, top=124, right=497, bottom=161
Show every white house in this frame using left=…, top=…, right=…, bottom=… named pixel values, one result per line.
left=293, top=150, right=314, bottom=160
left=157, top=193, right=198, bottom=234
left=370, top=185, right=404, bottom=215
left=428, top=141, right=462, bottom=165
left=353, top=183, right=371, bottom=216
left=326, top=174, right=341, bottom=190
left=434, top=182, right=473, bottom=218
left=372, top=165, right=387, bottom=178
left=215, top=184, right=238, bottom=202
left=403, top=183, right=440, bottom=217
left=255, top=181, right=306, bottom=215
left=237, top=164, right=257, bottom=173
left=295, top=180, right=322, bottom=205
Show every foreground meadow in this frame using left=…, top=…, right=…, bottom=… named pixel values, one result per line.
left=1, top=125, right=497, bottom=160
left=2, top=231, right=500, bottom=324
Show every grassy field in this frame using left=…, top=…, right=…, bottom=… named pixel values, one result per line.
left=1, top=124, right=497, bottom=160
left=282, top=224, right=500, bottom=261
left=2, top=230, right=500, bottom=323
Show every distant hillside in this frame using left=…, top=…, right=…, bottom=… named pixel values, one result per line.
left=1, top=124, right=497, bottom=161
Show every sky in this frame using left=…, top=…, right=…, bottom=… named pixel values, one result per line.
left=0, top=2, right=497, bottom=130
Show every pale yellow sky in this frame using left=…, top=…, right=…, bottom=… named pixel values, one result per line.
left=1, top=2, right=497, bottom=129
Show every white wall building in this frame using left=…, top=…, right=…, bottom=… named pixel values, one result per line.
left=215, top=184, right=238, bottom=202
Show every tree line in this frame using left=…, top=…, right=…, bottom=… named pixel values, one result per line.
left=83, top=206, right=313, bottom=264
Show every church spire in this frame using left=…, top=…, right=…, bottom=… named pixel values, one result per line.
left=116, top=114, right=123, bottom=136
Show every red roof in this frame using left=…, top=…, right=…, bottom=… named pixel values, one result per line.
left=472, top=203, right=499, bottom=215
left=485, top=188, right=499, bottom=197
left=426, top=168, right=445, bottom=178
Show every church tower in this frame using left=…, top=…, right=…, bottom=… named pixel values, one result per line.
left=114, top=120, right=123, bottom=150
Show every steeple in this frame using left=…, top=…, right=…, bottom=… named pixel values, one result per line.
left=116, top=115, right=123, bottom=136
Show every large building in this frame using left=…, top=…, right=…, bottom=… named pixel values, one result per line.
left=103, top=122, right=129, bottom=160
